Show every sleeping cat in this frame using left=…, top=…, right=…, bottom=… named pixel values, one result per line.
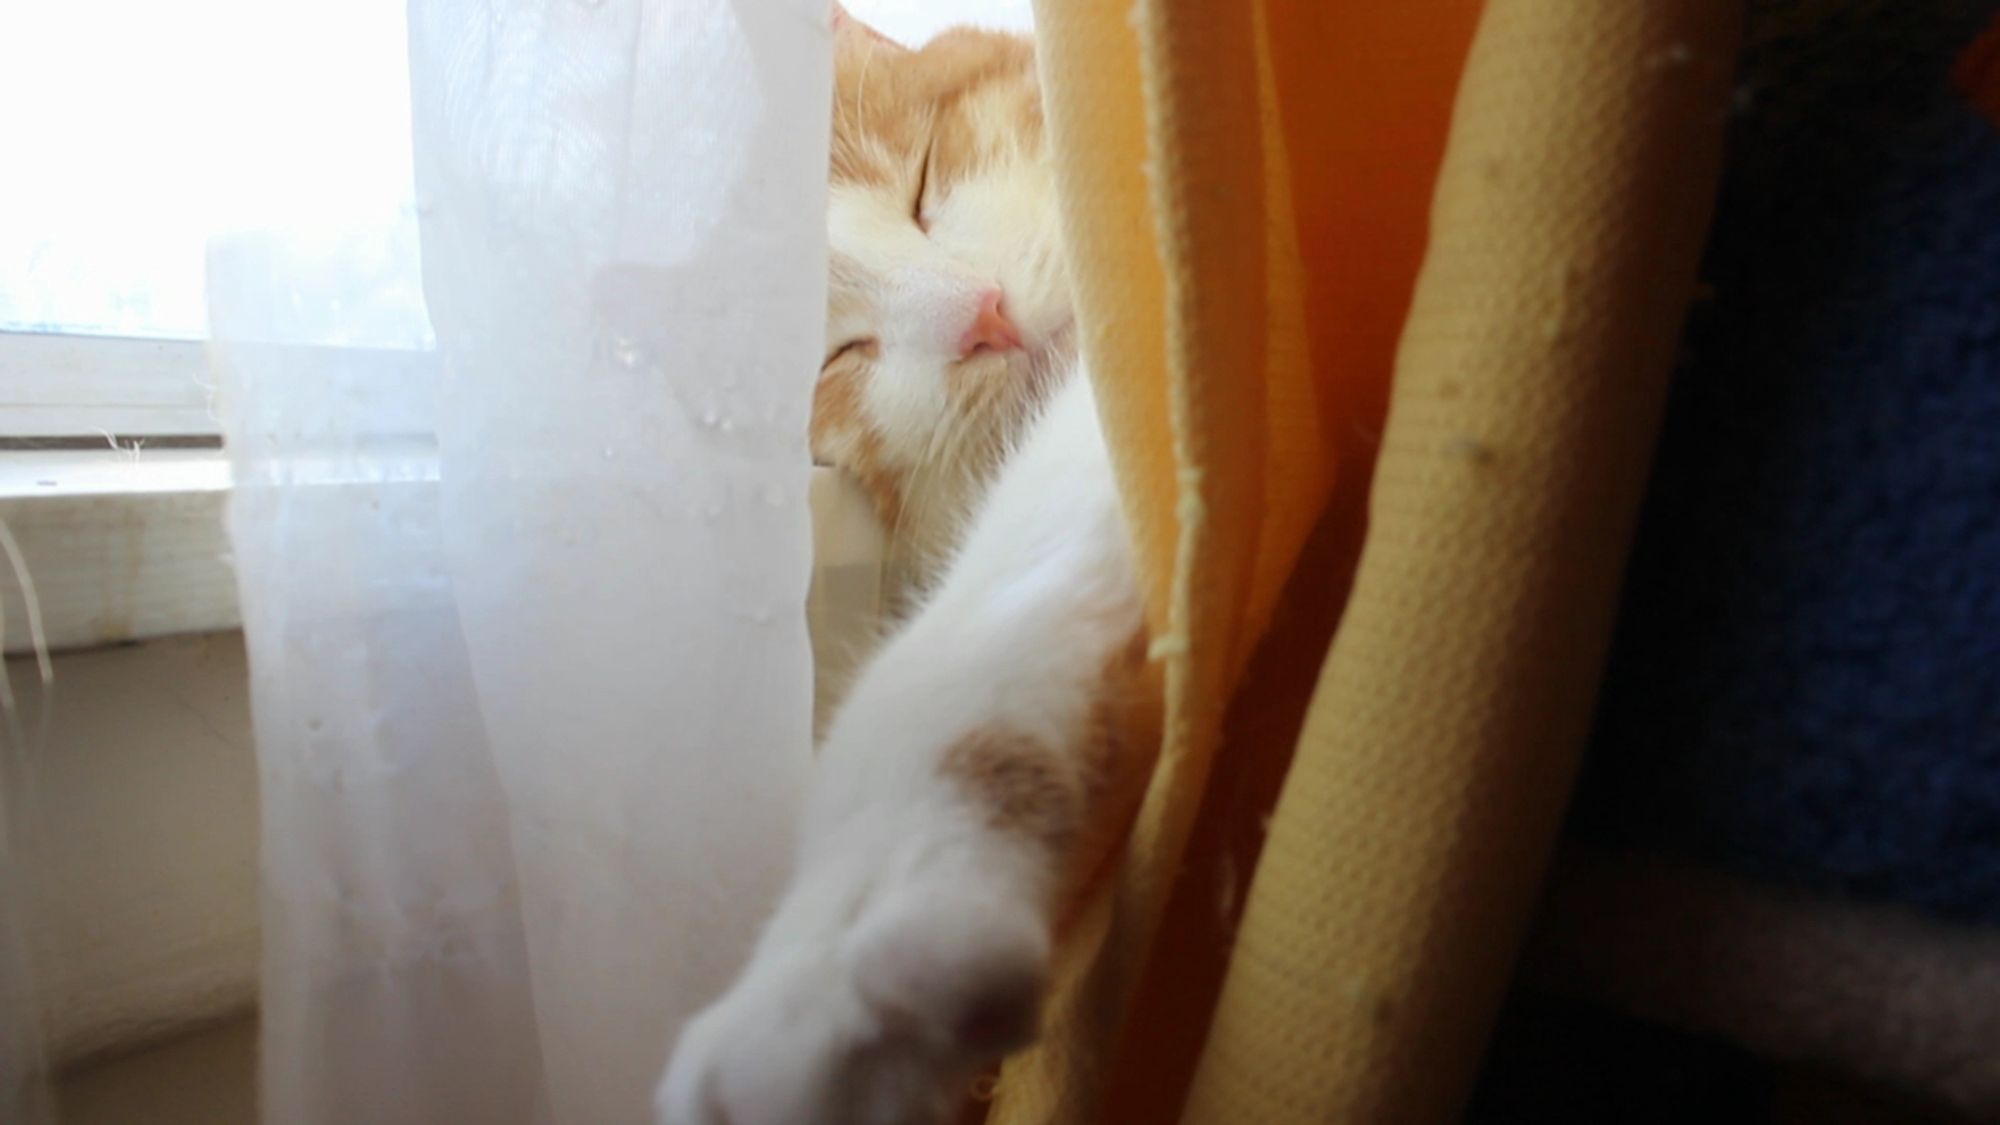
left=658, top=11, right=1147, bottom=1125
left=806, top=14, right=1074, bottom=580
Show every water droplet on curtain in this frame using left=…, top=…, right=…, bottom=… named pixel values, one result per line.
left=602, top=447, right=617, bottom=461
left=761, top=484, right=785, bottom=507
left=613, top=338, right=642, bottom=369
left=718, top=416, right=736, bottom=435
left=700, top=409, right=720, bottom=428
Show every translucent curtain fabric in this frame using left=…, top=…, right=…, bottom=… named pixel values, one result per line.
left=209, top=1, right=826, bottom=1121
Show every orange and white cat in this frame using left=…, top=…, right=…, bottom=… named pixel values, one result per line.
left=658, top=11, right=1144, bottom=1124
left=806, top=13, right=1073, bottom=578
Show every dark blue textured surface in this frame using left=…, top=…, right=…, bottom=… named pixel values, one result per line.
left=1572, top=3, right=2000, bottom=924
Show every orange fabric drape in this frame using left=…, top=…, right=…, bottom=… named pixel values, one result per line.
left=1006, top=0, right=1740, bottom=1121
left=1003, top=0, right=1480, bottom=1119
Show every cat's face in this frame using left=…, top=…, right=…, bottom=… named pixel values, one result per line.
left=814, top=13, right=1071, bottom=563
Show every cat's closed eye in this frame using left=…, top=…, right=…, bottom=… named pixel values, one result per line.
left=913, top=136, right=935, bottom=231
left=825, top=338, right=877, bottom=367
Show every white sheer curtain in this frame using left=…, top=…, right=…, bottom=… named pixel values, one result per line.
left=208, top=0, right=826, bottom=1120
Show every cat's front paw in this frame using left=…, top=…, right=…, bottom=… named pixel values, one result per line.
left=656, top=889, right=1048, bottom=1125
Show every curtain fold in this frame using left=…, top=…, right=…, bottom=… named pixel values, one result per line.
left=1185, top=2, right=1741, bottom=1119
left=1010, top=0, right=1478, bottom=1118
left=209, top=2, right=828, bottom=1121
left=1015, top=0, right=1739, bottom=1121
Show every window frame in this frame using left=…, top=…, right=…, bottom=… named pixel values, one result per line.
left=0, top=330, right=217, bottom=442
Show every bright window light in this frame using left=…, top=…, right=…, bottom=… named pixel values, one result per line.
left=0, top=0, right=1031, bottom=342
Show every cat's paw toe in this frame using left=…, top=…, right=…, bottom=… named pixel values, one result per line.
left=845, top=890, right=1049, bottom=1060
left=656, top=890, right=1048, bottom=1125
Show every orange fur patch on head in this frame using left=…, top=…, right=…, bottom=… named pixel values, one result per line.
left=918, top=32, right=1043, bottom=193
left=831, top=26, right=1037, bottom=191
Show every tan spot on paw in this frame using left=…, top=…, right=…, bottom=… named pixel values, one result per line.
left=941, top=731, right=1081, bottom=849
left=1058, top=627, right=1164, bottom=917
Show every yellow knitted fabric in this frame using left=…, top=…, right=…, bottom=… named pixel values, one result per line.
left=1004, top=1, right=1738, bottom=1121
left=1183, top=2, right=1742, bottom=1120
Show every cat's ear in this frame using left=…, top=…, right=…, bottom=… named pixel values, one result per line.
left=845, top=891, right=1049, bottom=1058
left=831, top=3, right=903, bottom=53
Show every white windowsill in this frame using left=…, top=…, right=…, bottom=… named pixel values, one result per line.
left=0, top=452, right=888, bottom=661
left=0, top=448, right=232, bottom=497
left=0, top=332, right=216, bottom=439
left=0, top=451, right=237, bottom=654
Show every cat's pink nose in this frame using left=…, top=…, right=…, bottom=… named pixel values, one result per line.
left=958, top=290, right=1023, bottom=358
